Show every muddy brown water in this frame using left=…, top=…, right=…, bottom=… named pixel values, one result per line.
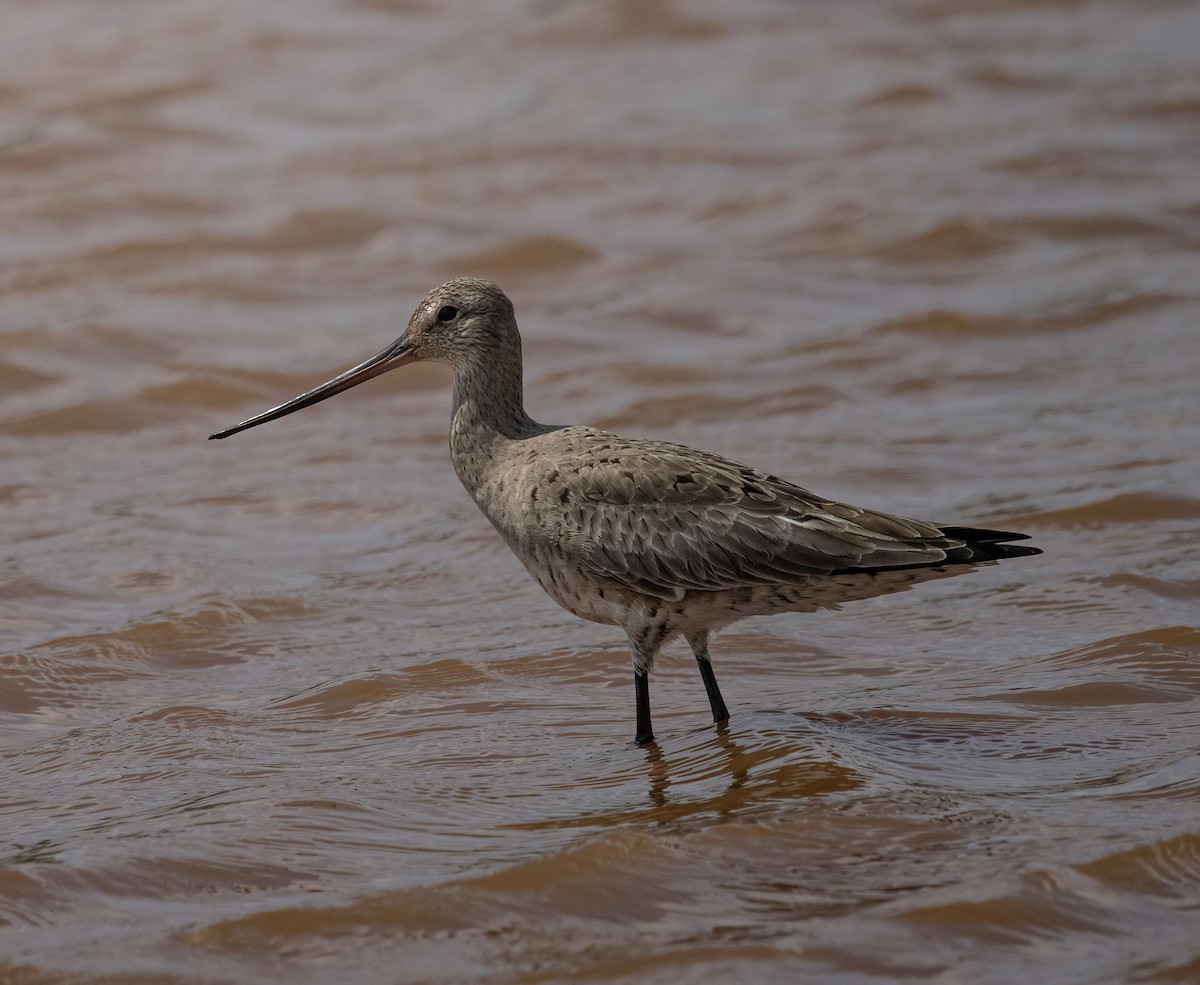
left=2, top=2, right=1199, bottom=983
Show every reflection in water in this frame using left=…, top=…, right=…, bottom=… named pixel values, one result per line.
left=522, top=717, right=868, bottom=829
left=640, top=723, right=754, bottom=810
left=642, top=736, right=670, bottom=808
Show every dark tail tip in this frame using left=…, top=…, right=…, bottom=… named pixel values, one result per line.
left=980, top=542, right=1042, bottom=560
left=938, top=524, right=1042, bottom=562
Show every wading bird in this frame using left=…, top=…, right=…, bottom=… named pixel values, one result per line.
left=211, top=278, right=1040, bottom=745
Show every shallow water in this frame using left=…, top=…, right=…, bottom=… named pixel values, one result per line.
left=2, top=1, right=1199, bottom=982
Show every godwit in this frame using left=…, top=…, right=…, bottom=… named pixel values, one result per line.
left=211, top=278, right=1040, bottom=746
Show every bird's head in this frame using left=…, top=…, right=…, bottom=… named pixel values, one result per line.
left=208, top=277, right=517, bottom=440
left=402, top=277, right=518, bottom=367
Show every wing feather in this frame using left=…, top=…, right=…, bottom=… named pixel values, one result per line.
left=538, top=433, right=958, bottom=596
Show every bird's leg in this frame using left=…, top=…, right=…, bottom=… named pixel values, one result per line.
left=627, top=629, right=664, bottom=747
left=686, top=630, right=730, bottom=724
left=634, top=670, right=653, bottom=746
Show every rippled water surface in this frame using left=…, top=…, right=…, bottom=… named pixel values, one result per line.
left=3, top=1, right=1199, bottom=982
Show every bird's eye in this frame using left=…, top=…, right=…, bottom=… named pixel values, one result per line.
left=436, top=305, right=458, bottom=323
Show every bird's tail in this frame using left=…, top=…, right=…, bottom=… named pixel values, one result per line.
left=938, top=525, right=1043, bottom=562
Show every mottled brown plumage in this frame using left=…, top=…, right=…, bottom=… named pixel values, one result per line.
left=211, top=278, right=1040, bottom=745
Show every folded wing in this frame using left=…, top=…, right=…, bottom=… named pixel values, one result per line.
left=546, top=437, right=1035, bottom=599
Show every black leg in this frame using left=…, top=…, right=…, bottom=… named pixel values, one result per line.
left=696, top=656, right=730, bottom=724
left=634, top=670, right=654, bottom=746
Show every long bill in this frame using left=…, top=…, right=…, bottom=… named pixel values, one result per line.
left=209, top=335, right=416, bottom=440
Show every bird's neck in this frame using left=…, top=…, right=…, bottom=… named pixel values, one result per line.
left=449, top=353, right=538, bottom=484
